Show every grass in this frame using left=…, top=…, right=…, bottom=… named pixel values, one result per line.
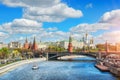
left=0, top=60, right=20, bottom=67
left=0, top=63, right=11, bottom=67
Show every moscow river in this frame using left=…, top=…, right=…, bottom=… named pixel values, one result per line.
left=0, top=56, right=118, bottom=80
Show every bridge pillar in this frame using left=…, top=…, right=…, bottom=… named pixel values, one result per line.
left=46, top=53, right=58, bottom=60
left=46, top=52, right=48, bottom=61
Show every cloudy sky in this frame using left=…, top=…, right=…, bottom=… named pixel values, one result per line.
left=0, top=0, right=120, bottom=44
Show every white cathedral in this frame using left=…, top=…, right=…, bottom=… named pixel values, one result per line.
left=59, top=33, right=96, bottom=50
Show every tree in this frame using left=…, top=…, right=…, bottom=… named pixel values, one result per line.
left=12, top=50, right=20, bottom=58
left=0, top=47, right=10, bottom=59
left=96, top=44, right=105, bottom=51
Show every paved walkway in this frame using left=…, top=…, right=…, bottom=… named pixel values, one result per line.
left=0, top=58, right=46, bottom=75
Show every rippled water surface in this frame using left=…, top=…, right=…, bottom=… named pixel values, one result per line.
left=0, top=57, right=117, bottom=80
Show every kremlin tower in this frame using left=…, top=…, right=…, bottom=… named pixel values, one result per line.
left=28, top=42, right=32, bottom=50
left=68, top=35, right=73, bottom=53
left=32, top=37, right=38, bottom=51
left=23, top=37, right=38, bottom=51
left=24, top=37, right=29, bottom=49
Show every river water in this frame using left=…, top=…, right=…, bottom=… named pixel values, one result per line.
left=0, top=56, right=118, bottom=80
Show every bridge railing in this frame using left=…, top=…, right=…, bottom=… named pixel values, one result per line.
left=43, top=52, right=97, bottom=60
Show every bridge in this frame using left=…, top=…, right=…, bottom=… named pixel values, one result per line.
left=44, top=52, right=97, bottom=60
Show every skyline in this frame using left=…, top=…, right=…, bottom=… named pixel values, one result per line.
left=0, top=0, right=120, bottom=44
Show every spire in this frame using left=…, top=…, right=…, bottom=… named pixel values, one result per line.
left=33, top=36, right=36, bottom=44
left=32, top=36, right=38, bottom=50
left=86, top=33, right=88, bottom=39
left=25, top=37, right=28, bottom=43
left=90, top=37, right=94, bottom=44
left=82, top=36, right=85, bottom=42
left=24, top=37, right=29, bottom=49
left=85, top=33, right=88, bottom=44
left=69, top=35, right=72, bottom=43
left=92, top=37, right=94, bottom=44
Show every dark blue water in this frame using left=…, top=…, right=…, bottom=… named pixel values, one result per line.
left=0, top=57, right=117, bottom=80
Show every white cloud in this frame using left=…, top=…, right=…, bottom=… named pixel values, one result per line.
left=95, top=31, right=120, bottom=44
left=1, top=0, right=60, bottom=7
left=100, top=9, right=120, bottom=26
left=85, top=3, right=93, bottom=9
left=70, top=23, right=110, bottom=34
left=1, top=0, right=83, bottom=22
left=30, top=31, right=70, bottom=42
left=70, top=9, right=120, bottom=44
left=0, top=18, right=42, bottom=34
left=11, top=18, right=42, bottom=27
left=47, top=27, right=58, bottom=31
left=1, top=0, right=120, bottom=44
left=0, top=0, right=83, bottom=42
left=23, top=3, right=82, bottom=22
left=0, top=32, right=9, bottom=42
left=0, top=32, right=8, bottom=37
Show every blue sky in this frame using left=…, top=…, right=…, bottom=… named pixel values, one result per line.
left=44, top=0, right=120, bottom=31
left=0, top=0, right=120, bottom=43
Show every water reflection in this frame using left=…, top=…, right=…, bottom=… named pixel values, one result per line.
left=0, top=57, right=117, bottom=80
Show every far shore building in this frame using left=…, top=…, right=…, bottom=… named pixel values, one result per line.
left=59, top=40, right=84, bottom=50
left=88, top=37, right=96, bottom=49
left=59, top=33, right=96, bottom=50
left=115, top=43, right=120, bottom=51
left=37, top=42, right=48, bottom=50
left=8, top=42, right=22, bottom=49
left=0, top=42, right=8, bottom=49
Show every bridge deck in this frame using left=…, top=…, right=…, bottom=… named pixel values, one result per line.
left=57, top=59, right=96, bottom=62
left=45, top=52, right=96, bottom=60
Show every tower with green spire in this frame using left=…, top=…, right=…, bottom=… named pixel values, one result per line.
left=69, top=36, right=72, bottom=43
left=68, top=35, right=73, bottom=53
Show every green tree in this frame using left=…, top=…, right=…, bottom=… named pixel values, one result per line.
left=0, top=47, right=10, bottom=59
left=12, top=50, right=20, bottom=58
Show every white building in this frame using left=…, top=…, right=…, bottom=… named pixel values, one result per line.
left=72, top=40, right=84, bottom=49
left=8, top=42, right=22, bottom=49
left=59, top=40, right=84, bottom=49
left=37, top=42, right=48, bottom=50
left=88, top=38, right=96, bottom=49
left=59, top=41, right=69, bottom=49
